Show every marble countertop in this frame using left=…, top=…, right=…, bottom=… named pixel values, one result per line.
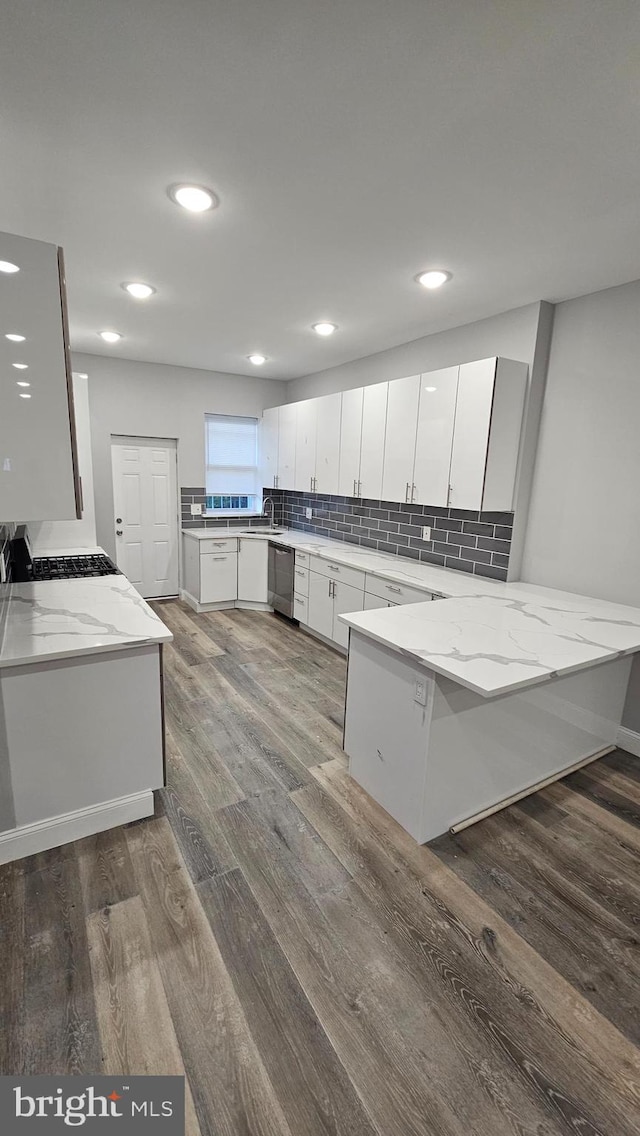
left=0, top=568, right=172, bottom=669
left=340, top=592, right=640, bottom=697
left=184, top=526, right=640, bottom=697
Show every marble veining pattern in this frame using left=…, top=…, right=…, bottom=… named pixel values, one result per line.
left=0, top=573, right=172, bottom=669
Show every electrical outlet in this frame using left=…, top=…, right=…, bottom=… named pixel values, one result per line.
left=305, top=507, right=313, bottom=520
left=190, top=503, right=202, bottom=516
left=422, top=526, right=431, bottom=542
left=414, top=677, right=427, bottom=706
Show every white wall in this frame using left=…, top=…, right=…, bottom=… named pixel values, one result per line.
left=520, top=280, right=640, bottom=732
left=73, top=352, right=284, bottom=560
left=287, top=302, right=546, bottom=401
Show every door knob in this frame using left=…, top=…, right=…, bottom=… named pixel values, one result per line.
left=116, top=529, right=123, bottom=536
left=116, top=517, right=122, bottom=523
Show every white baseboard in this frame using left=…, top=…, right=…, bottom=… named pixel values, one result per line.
left=180, top=590, right=273, bottom=614
left=616, top=726, right=640, bottom=758
left=0, top=790, right=154, bottom=865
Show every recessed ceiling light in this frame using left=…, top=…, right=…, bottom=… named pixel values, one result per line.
left=99, top=330, right=122, bottom=343
left=0, top=260, right=20, bottom=274
left=416, top=269, right=452, bottom=290
left=19, top=392, right=31, bottom=399
left=312, top=322, right=337, bottom=336
left=247, top=353, right=267, bottom=366
left=12, top=362, right=28, bottom=369
left=16, top=381, right=30, bottom=387
left=122, top=281, right=156, bottom=300
left=5, top=333, right=25, bottom=342
left=168, top=184, right=218, bottom=213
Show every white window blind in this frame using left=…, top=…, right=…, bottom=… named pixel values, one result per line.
left=205, top=414, right=259, bottom=497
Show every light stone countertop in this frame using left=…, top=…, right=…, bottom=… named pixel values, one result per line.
left=182, top=527, right=640, bottom=697
left=0, top=566, right=172, bottom=669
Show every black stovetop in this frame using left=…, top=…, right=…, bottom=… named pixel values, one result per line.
left=30, top=554, right=121, bottom=580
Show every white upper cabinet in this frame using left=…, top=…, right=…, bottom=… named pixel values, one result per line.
left=294, top=399, right=317, bottom=492
left=0, top=231, right=81, bottom=522
left=359, top=382, right=388, bottom=499
left=381, top=374, right=420, bottom=503
left=260, top=356, right=527, bottom=511
left=260, top=406, right=279, bottom=490
left=315, top=393, right=342, bottom=495
left=338, top=387, right=363, bottom=497
left=448, top=358, right=527, bottom=512
left=277, top=403, right=297, bottom=490
left=412, top=367, right=460, bottom=507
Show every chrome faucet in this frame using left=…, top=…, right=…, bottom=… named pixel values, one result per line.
left=262, top=496, right=275, bottom=528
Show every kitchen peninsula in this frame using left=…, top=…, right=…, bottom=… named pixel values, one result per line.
left=339, top=585, right=640, bottom=842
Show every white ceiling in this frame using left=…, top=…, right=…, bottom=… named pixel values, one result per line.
left=1, top=0, right=639, bottom=381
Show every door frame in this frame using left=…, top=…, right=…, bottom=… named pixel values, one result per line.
left=110, top=434, right=180, bottom=597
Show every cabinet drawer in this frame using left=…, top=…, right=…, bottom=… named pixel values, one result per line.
left=364, top=574, right=433, bottom=605
left=294, top=565, right=309, bottom=596
left=199, top=537, right=238, bottom=554
left=295, top=551, right=309, bottom=567
left=293, top=592, right=309, bottom=622
left=363, top=592, right=397, bottom=611
left=200, top=552, right=238, bottom=603
left=309, top=555, right=365, bottom=592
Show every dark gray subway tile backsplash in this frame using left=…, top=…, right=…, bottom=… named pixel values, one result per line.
left=179, top=487, right=513, bottom=579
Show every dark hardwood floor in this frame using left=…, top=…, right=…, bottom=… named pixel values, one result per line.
left=1, top=599, right=639, bottom=1135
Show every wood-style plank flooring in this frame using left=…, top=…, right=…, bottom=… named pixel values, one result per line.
left=1, top=600, right=639, bottom=1136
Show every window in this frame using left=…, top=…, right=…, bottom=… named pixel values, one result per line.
left=204, top=414, right=260, bottom=514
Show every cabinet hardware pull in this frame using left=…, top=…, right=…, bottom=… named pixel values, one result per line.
left=386, top=585, right=401, bottom=593
left=405, top=482, right=411, bottom=502
left=411, top=484, right=416, bottom=502
left=357, top=480, right=362, bottom=496
left=327, top=564, right=340, bottom=571
left=353, top=479, right=357, bottom=497
left=212, top=556, right=228, bottom=561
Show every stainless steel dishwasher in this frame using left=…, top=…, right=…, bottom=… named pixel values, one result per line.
left=268, top=541, right=295, bottom=618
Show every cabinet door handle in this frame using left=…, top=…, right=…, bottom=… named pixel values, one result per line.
left=212, top=556, right=228, bottom=561
left=411, top=484, right=416, bottom=502
left=353, top=479, right=357, bottom=497
left=405, top=482, right=411, bottom=502
left=327, top=564, right=340, bottom=571
left=386, top=584, right=401, bottom=594
left=357, top=480, right=362, bottom=496
left=447, top=483, right=452, bottom=505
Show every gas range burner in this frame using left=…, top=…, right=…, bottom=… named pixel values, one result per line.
left=30, top=554, right=121, bottom=581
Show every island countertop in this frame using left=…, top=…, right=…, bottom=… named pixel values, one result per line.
left=0, top=571, right=172, bottom=669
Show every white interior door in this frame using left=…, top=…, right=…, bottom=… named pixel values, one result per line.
left=111, top=436, right=179, bottom=598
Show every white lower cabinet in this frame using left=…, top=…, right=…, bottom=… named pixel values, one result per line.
left=238, top=539, right=268, bottom=603
left=200, top=552, right=238, bottom=604
left=332, top=581, right=365, bottom=649
left=307, top=569, right=364, bottom=649
left=364, top=593, right=397, bottom=611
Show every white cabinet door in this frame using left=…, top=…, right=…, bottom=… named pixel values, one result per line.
left=260, top=407, right=279, bottom=491
left=338, top=387, right=363, bottom=497
left=315, top=393, right=342, bottom=495
left=277, top=404, right=297, bottom=490
left=294, top=399, right=317, bottom=492
left=448, top=359, right=497, bottom=511
left=332, top=580, right=365, bottom=649
left=307, top=570, right=334, bottom=640
left=200, top=552, right=238, bottom=603
left=412, top=368, right=459, bottom=507
left=381, top=374, right=420, bottom=504
left=359, top=382, right=388, bottom=500
left=237, top=539, right=268, bottom=603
